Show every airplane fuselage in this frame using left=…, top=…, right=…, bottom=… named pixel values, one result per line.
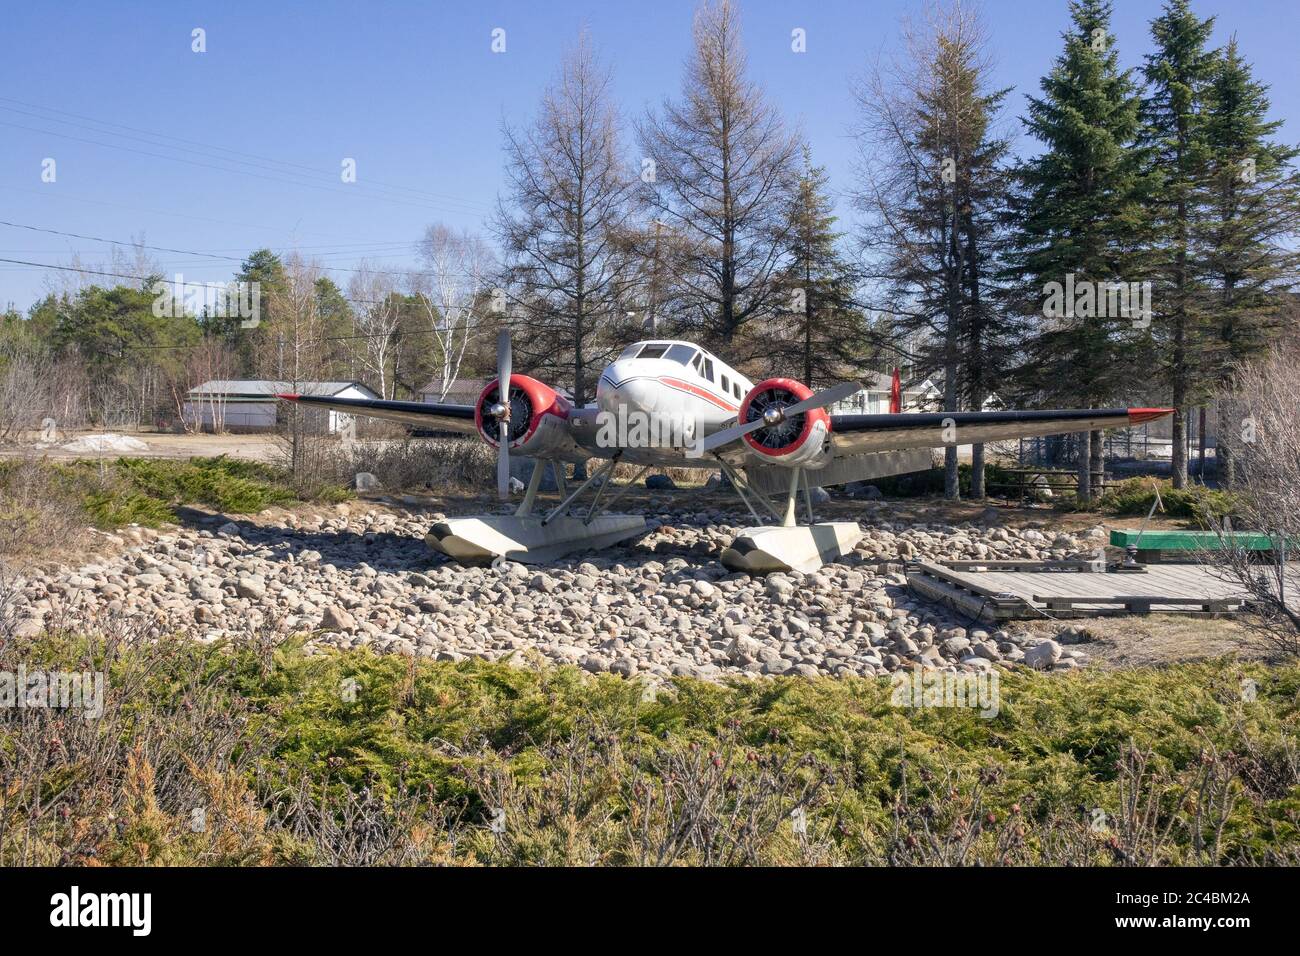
left=590, top=340, right=755, bottom=466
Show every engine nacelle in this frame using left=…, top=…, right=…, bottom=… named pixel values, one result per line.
left=737, top=378, right=831, bottom=467
left=475, top=374, right=576, bottom=459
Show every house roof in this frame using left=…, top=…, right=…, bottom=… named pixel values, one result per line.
left=421, top=376, right=491, bottom=397
left=186, top=380, right=377, bottom=398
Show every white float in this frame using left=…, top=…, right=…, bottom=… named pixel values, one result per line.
left=426, top=513, right=647, bottom=565
left=720, top=521, right=863, bottom=574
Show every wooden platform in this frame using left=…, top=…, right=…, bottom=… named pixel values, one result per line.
left=906, top=559, right=1248, bottom=622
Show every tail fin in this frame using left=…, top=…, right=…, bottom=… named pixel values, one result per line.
left=890, top=367, right=902, bottom=414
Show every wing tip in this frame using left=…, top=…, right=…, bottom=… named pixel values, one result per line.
left=275, top=393, right=300, bottom=401
left=1127, top=407, right=1175, bottom=424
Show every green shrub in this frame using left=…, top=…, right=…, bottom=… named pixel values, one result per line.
left=5, top=630, right=1295, bottom=866
left=869, top=462, right=1018, bottom=498
left=1087, top=477, right=1239, bottom=520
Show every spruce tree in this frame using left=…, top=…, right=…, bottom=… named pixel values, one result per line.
left=1141, top=0, right=1218, bottom=487
left=1005, top=0, right=1155, bottom=501
left=1197, top=37, right=1300, bottom=484
left=770, top=147, right=870, bottom=388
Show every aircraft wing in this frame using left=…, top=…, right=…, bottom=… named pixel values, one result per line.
left=275, top=393, right=478, bottom=434
left=827, top=407, right=1171, bottom=457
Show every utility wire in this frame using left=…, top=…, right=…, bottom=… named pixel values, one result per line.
left=0, top=96, right=495, bottom=213
left=0, top=221, right=487, bottom=280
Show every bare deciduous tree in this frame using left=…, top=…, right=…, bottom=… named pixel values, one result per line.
left=348, top=262, right=403, bottom=399
left=1205, top=337, right=1300, bottom=658
left=638, top=0, right=801, bottom=351
left=411, top=225, right=494, bottom=401
left=495, top=31, right=640, bottom=409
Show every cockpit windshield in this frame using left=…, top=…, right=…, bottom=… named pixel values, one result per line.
left=619, top=342, right=697, bottom=365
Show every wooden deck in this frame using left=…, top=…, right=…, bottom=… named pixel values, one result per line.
left=906, top=559, right=1249, bottom=623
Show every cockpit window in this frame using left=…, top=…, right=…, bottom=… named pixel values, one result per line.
left=664, top=344, right=696, bottom=365
left=637, top=344, right=668, bottom=360
left=619, top=344, right=642, bottom=359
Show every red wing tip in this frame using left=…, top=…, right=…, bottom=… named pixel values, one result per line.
left=1127, top=407, right=1175, bottom=424
left=275, top=393, right=300, bottom=401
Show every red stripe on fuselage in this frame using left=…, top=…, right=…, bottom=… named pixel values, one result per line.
left=660, top=377, right=739, bottom=412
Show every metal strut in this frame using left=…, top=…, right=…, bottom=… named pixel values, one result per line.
left=782, top=467, right=802, bottom=528
left=800, top=468, right=815, bottom=525
left=541, top=456, right=618, bottom=525
left=514, top=458, right=548, bottom=517
left=712, top=456, right=784, bottom=525
left=585, top=464, right=650, bottom=524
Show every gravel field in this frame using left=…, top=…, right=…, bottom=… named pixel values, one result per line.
left=0, top=497, right=1126, bottom=681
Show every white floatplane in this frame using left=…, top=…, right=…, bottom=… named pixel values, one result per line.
left=277, top=332, right=1171, bottom=572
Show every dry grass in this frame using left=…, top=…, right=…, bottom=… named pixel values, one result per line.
left=0, top=455, right=89, bottom=562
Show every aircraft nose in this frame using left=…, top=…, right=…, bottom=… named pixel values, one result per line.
left=600, top=360, right=658, bottom=415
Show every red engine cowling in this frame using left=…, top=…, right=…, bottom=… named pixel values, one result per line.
left=737, top=378, right=831, bottom=466
left=475, top=374, right=575, bottom=458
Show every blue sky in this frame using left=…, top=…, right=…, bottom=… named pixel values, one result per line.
left=1, top=0, right=1296, bottom=311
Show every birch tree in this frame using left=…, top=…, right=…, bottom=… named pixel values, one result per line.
left=411, top=224, right=494, bottom=401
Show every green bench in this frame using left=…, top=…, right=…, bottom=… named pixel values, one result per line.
left=1110, top=529, right=1282, bottom=563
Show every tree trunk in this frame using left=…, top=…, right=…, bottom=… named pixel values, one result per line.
left=1218, top=397, right=1236, bottom=487
left=944, top=445, right=960, bottom=500
left=1076, top=431, right=1092, bottom=502
left=1170, top=403, right=1188, bottom=489
left=970, top=443, right=986, bottom=499
left=1089, top=429, right=1104, bottom=496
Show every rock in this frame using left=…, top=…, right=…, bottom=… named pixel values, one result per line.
left=354, top=472, right=381, bottom=491
left=218, top=522, right=242, bottom=536
left=703, top=472, right=733, bottom=491
left=765, top=575, right=795, bottom=599
left=1024, top=640, right=1062, bottom=670
left=809, top=486, right=831, bottom=504
left=508, top=477, right=525, bottom=493
left=691, top=579, right=716, bottom=599
left=235, top=576, right=266, bottom=599
left=646, top=474, right=678, bottom=491
left=321, top=605, right=357, bottom=631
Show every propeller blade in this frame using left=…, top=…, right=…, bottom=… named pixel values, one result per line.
left=698, top=417, right=767, bottom=453
left=497, top=328, right=512, bottom=387
left=697, top=380, right=863, bottom=453
left=782, top=380, right=863, bottom=417
left=496, top=327, right=513, bottom=500
left=497, top=422, right=510, bottom=500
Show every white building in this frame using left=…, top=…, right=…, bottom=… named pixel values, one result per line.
left=183, top=380, right=379, bottom=433
left=829, top=371, right=940, bottom=415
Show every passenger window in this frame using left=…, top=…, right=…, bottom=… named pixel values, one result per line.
left=733, top=382, right=742, bottom=399
left=721, top=374, right=730, bottom=393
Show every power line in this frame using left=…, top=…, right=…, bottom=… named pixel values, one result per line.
left=0, top=220, right=486, bottom=280
left=0, top=96, right=496, bottom=214
left=0, top=118, right=492, bottom=219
